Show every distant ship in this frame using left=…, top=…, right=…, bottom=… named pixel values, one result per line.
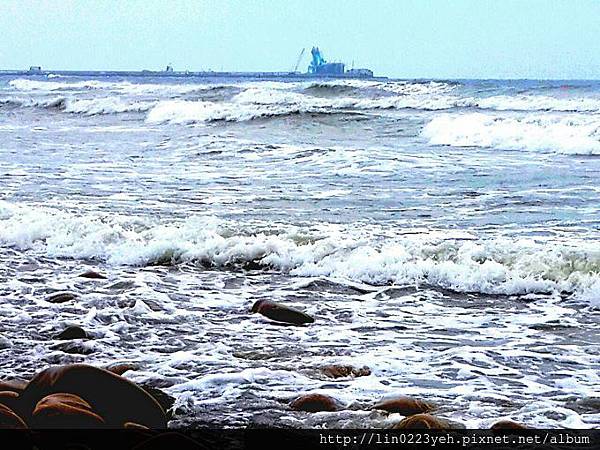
left=11, top=46, right=383, bottom=80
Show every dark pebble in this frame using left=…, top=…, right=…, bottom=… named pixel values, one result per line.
left=251, top=300, right=314, bottom=325
left=54, top=326, right=88, bottom=340
left=78, top=270, right=107, bottom=279
left=321, top=364, right=371, bottom=379
left=46, top=292, right=77, bottom=303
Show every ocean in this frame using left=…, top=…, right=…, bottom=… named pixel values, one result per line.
left=0, top=74, right=599, bottom=428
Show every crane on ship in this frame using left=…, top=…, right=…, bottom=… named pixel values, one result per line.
left=292, top=48, right=306, bottom=73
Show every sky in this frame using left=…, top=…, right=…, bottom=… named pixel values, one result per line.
left=1, top=0, right=599, bottom=79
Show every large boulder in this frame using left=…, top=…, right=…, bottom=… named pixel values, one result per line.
left=19, top=364, right=167, bottom=428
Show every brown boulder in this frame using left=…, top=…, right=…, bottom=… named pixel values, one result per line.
left=0, top=403, right=27, bottom=429
left=290, top=393, right=339, bottom=412
left=78, top=270, right=107, bottom=279
left=392, top=414, right=450, bottom=429
left=19, top=364, right=167, bottom=428
left=251, top=300, right=314, bottom=325
left=373, top=396, right=434, bottom=416
left=31, top=393, right=105, bottom=428
left=491, top=420, right=528, bottom=431
left=321, top=365, right=371, bottom=379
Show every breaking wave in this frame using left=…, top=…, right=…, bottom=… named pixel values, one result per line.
left=1, top=201, right=599, bottom=304
left=422, top=113, right=600, bottom=155
left=145, top=87, right=464, bottom=124
left=467, top=94, right=600, bottom=113
left=0, top=95, right=155, bottom=115
left=6, top=78, right=600, bottom=122
left=8, top=78, right=233, bottom=96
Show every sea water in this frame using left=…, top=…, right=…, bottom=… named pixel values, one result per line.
left=0, top=75, right=599, bottom=428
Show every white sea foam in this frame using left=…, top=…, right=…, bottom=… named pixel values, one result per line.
left=9, top=78, right=600, bottom=117
left=1, top=95, right=154, bottom=115
left=145, top=90, right=461, bottom=124
left=9, top=78, right=115, bottom=91
left=1, top=201, right=599, bottom=302
left=63, top=97, right=155, bottom=115
left=468, top=94, right=600, bottom=113
left=422, top=112, right=600, bottom=155
left=8, top=78, right=227, bottom=96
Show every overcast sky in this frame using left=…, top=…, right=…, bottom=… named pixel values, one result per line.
left=1, top=0, right=599, bottom=79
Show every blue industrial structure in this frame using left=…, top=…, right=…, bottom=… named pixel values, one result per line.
left=308, top=47, right=345, bottom=75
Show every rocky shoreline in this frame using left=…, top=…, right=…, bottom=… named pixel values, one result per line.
left=1, top=263, right=598, bottom=431
left=1, top=281, right=534, bottom=432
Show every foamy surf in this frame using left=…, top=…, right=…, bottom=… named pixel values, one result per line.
left=422, top=112, right=600, bottom=154
left=1, top=201, right=599, bottom=304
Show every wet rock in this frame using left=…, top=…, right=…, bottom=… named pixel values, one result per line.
left=391, top=413, right=450, bottom=429
left=51, top=341, right=95, bottom=355
left=54, top=326, right=88, bottom=340
left=78, top=270, right=107, bottom=279
left=373, top=396, right=434, bottom=416
left=0, top=335, right=12, bottom=349
left=0, top=378, right=28, bottom=393
left=19, top=364, right=167, bottom=428
left=0, top=403, right=27, bottom=429
left=491, top=420, right=528, bottom=430
left=108, top=280, right=136, bottom=290
left=544, top=410, right=567, bottom=421
left=565, top=397, right=600, bottom=414
left=31, top=393, right=105, bottom=428
left=321, top=365, right=371, bottom=379
left=46, top=292, right=77, bottom=304
left=251, top=300, right=314, bottom=325
left=105, top=362, right=140, bottom=376
left=290, top=393, right=339, bottom=412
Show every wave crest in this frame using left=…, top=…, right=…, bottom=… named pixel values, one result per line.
left=422, top=113, right=600, bottom=155
left=1, top=201, right=599, bottom=304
